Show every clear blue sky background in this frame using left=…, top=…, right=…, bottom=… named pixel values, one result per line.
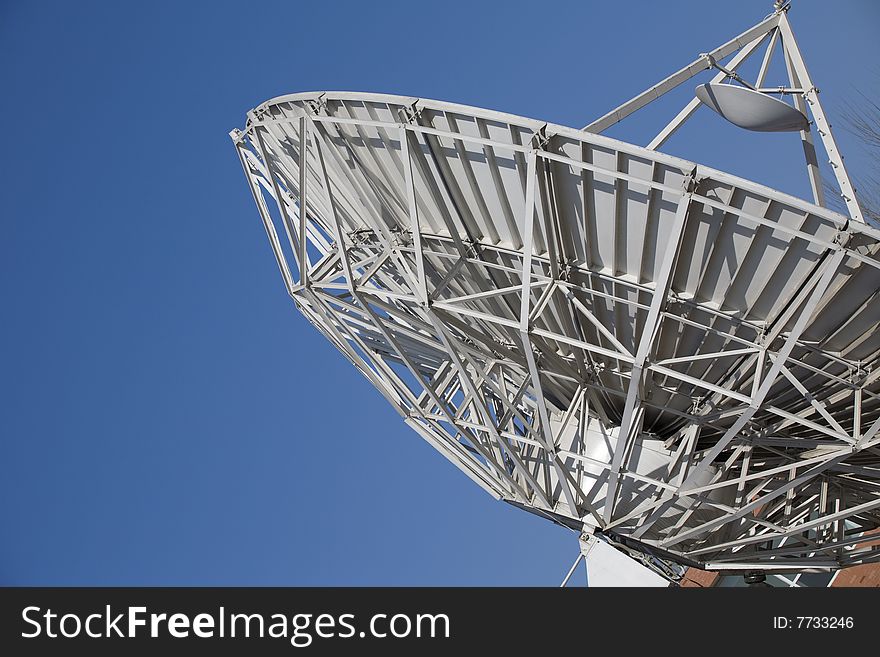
left=1, top=0, right=877, bottom=585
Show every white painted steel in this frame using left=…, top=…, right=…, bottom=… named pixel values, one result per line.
left=581, top=535, right=670, bottom=587
left=231, top=7, right=880, bottom=573
left=695, top=83, right=809, bottom=132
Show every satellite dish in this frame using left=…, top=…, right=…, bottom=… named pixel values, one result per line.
left=231, top=5, right=880, bottom=583
left=695, top=82, right=809, bottom=132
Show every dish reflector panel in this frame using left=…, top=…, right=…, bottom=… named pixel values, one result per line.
left=696, top=83, right=809, bottom=132
left=232, top=91, right=880, bottom=572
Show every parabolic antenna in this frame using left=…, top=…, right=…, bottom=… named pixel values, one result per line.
left=231, top=4, right=880, bottom=579
left=695, top=83, right=809, bottom=132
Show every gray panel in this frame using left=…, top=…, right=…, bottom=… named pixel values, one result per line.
left=696, top=83, right=809, bottom=132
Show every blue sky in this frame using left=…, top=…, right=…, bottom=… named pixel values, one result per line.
left=1, top=0, right=877, bottom=585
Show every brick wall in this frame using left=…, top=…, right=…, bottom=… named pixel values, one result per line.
left=679, top=568, right=720, bottom=587
left=680, top=563, right=880, bottom=587
left=831, top=563, right=880, bottom=587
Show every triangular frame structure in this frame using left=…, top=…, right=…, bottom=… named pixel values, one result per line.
left=232, top=0, right=880, bottom=581
left=581, top=1, right=865, bottom=224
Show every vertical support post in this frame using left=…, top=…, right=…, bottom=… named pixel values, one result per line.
left=603, top=171, right=696, bottom=522
left=298, top=115, right=310, bottom=287
left=778, top=11, right=863, bottom=221
left=780, top=33, right=825, bottom=207
left=400, top=124, right=428, bottom=304
left=518, top=149, right=583, bottom=517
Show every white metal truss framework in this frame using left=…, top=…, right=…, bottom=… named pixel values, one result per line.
left=231, top=8, right=880, bottom=572
left=584, top=2, right=864, bottom=224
